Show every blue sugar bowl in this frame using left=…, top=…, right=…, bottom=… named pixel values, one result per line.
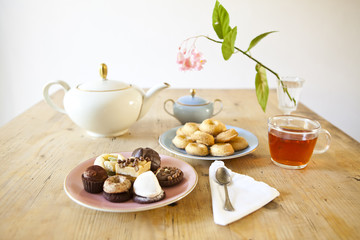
left=164, top=89, right=223, bottom=124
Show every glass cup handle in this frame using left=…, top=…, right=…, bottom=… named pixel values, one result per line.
left=313, top=129, right=331, bottom=154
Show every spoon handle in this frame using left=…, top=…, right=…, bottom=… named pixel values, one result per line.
left=223, top=185, right=235, bottom=211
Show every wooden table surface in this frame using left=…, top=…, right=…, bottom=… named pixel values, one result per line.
left=1, top=89, right=359, bottom=240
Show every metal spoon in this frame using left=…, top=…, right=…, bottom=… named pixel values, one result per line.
left=215, top=167, right=235, bottom=211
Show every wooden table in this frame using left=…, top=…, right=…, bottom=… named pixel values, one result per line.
left=1, top=89, right=359, bottom=240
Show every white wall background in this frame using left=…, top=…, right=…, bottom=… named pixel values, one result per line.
left=1, top=0, right=359, bottom=141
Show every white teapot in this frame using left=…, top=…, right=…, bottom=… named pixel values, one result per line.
left=43, top=63, right=170, bottom=137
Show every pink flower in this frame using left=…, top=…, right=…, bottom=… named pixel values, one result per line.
left=190, top=50, right=207, bottom=70
left=177, top=51, right=185, bottom=64
left=177, top=40, right=206, bottom=71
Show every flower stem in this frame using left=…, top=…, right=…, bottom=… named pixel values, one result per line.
left=202, top=35, right=296, bottom=105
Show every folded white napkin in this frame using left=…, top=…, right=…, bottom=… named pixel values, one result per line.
left=209, top=161, right=280, bottom=226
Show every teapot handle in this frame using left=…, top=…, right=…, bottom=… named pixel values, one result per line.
left=43, top=80, right=70, bottom=114
left=163, top=99, right=175, bottom=117
left=212, top=99, right=223, bottom=116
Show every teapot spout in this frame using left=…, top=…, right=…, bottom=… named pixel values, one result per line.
left=138, top=82, right=170, bottom=120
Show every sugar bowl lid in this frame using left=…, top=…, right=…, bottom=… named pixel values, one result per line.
left=176, top=89, right=209, bottom=106
left=77, top=63, right=131, bottom=92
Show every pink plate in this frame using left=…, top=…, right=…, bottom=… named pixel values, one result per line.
left=64, top=152, right=198, bottom=212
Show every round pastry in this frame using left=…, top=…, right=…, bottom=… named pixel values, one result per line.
left=176, top=127, right=184, bottom=136
left=81, top=165, right=108, bottom=193
left=172, top=135, right=193, bottom=149
left=103, top=175, right=132, bottom=202
left=199, top=119, right=226, bottom=136
left=229, top=136, right=249, bottom=151
left=181, top=122, right=199, bottom=136
left=190, top=130, right=215, bottom=146
left=133, top=171, right=165, bottom=204
left=218, top=121, right=227, bottom=133
left=210, top=143, right=235, bottom=156
left=132, top=147, right=161, bottom=172
left=185, top=143, right=209, bottom=156
left=156, top=166, right=183, bottom=187
left=215, top=128, right=238, bottom=143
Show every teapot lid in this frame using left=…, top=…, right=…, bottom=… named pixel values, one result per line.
left=177, top=89, right=209, bottom=106
left=77, top=63, right=131, bottom=91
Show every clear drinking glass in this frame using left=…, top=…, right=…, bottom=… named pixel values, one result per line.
left=277, top=77, right=305, bottom=114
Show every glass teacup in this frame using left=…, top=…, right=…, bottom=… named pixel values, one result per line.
left=268, top=115, right=331, bottom=169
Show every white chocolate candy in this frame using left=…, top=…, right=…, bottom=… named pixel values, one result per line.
left=133, top=171, right=162, bottom=198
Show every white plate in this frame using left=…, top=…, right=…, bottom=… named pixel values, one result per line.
left=64, top=153, right=198, bottom=212
left=159, top=125, right=258, bottom=160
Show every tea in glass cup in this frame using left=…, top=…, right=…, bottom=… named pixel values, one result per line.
left=268, top=115, right=331, bottom=169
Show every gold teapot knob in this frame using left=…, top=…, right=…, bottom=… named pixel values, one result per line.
left=100, top=63, right=108, bottom=80
left=190, top=89, right=196, bottom=97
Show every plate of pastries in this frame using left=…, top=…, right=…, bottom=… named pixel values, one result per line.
left=159, top=119, right=258, bottom=160
left=64, top=147, right=198, bottom=212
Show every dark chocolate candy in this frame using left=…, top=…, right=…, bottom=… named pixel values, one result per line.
left=81, top=165, right=108, bottom=194
left=132, top=147, right=161, bottom=172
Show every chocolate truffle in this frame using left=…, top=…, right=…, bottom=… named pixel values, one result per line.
left=131, top=147, right=161, bottom=172
left=81, top=165, right=108, bottom=193
left=156, top=166, right=183, bottom=187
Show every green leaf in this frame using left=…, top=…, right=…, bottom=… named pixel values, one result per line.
left=212, top=0, right=231, bottom=39
left=246, top=31, right=277, bottom=53
left=255, top=64, right=269, bottom=112
left=221, top=27, right=237, bottom=60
